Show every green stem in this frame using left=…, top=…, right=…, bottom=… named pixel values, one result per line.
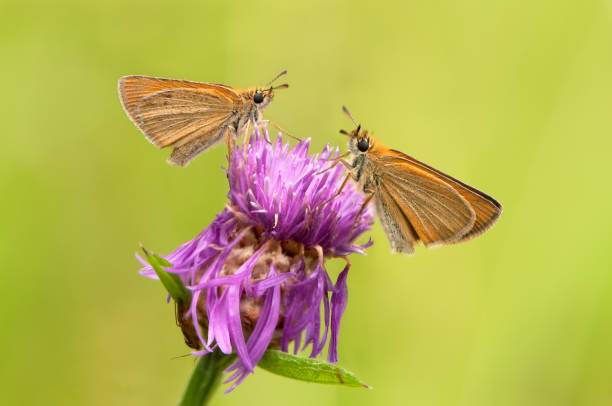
left=178, top=351, right=236, bottom=406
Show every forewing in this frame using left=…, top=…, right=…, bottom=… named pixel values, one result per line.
left=373, top=156, right=476, bottom=249
left=136, top=88, right=235, bottom=147
left=384, top=151, right=502, bottom=241
left=118, top=76, right=238, bottom=147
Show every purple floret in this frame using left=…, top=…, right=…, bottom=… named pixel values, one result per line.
left=140, top=127, right=374, bottom=391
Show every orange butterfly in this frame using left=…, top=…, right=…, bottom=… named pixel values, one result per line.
left=118, top=71, right=288, bottom=166
left=330, top=106, right=502, bottom=254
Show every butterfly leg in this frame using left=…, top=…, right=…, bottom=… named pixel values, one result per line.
left=268, top=120, right=301, bottom=142
left=316, top=153, right=351, bottom=175
left=323, top=152, right=350, bottom=162
left=350, top=190, right=375, bottom=234
left=316, top=158, right=342, bottom=175
left=314, top=172, right=352, bottom=211
left=246, top=120, right=255, bottom=145
left=226, top=127, right=238, bottom=160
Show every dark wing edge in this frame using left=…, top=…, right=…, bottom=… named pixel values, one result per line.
left=383, top=151, right=502, bottom=242
left=378, top=170, right=476, bottom=249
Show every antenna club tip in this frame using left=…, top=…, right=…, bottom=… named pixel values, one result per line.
left=342, top=105, right=358, bottom=126
left=266, top=70, right=289, bottom=87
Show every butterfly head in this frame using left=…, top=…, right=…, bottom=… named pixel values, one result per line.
left=253, top=70, right=289, bottom=109
left=252, top=83, right=289, bottom=109
left=340, top=106, right=372, bottom=155
left=341, top=125, right=372, bottom=155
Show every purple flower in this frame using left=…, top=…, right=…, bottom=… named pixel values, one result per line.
left=140, top=127, right=374, bottom=391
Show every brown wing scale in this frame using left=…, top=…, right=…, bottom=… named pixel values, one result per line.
left=118, top=76, right=240, bottom=147
left=136, top=89, right=235, bottom=147
left=375, top=161, right=476, bottom=250
left=382, top=150, right=502, bottom=241
left=166, top=116, right=231, bottom=166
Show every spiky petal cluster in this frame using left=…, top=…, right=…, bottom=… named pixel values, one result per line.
left=140, top=127, right=374, bottom=391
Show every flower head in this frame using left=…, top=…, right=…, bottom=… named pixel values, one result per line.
left=140, top=127, right=374, bottom=391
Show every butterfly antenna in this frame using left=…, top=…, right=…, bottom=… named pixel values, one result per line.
left=342, top=105, right=359, bottom=127
left=265, top=70, right=288, bottom=87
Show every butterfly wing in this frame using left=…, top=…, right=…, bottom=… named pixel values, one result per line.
left=383, top=150, right=502, bottom=241
left=373, top=155, right=476, bottom=253
left=372, top=181, right=419, bottom=255
left=118, top=76, right=240, bottom=148
left=166, top=121, right=230, bottom=167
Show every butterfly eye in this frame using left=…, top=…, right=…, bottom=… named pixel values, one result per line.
left=253, top=92, right=264, bottom=104
left=357, top=138, right=369, bottom=152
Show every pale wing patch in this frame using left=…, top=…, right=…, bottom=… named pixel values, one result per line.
left=374, top=185, right=418, bottom=254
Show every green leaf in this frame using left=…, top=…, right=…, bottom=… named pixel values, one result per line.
left=257, top=350, right=370, bottom=389
left=155, top=255, right=173, bottom=268
left=141, top=245, right=189, bottom=304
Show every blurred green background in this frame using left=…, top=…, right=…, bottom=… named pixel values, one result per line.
left=2, top=0, right=611, bottom=405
